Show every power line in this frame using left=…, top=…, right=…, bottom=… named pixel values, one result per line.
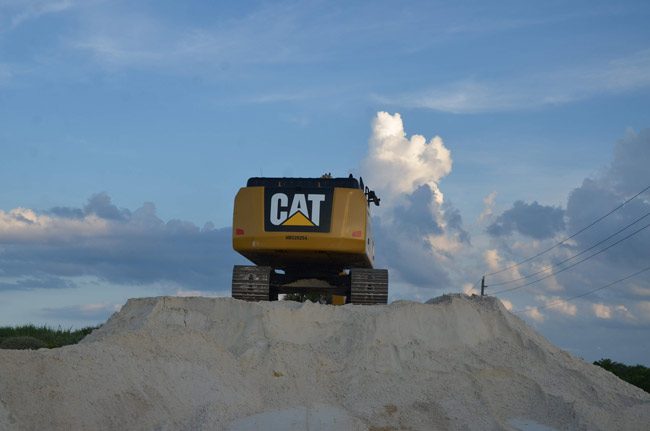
left=512, top=266, right=650, bottom=314
left=492, top=221, right=650, bottom=295
left=489, top=211, right=650, bottom=287
left=486, top=183, right=650, bottom=277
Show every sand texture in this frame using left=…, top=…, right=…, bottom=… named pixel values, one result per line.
left=1, top=294, right=648, bottom=430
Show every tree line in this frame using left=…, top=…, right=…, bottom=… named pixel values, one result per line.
left=593, top=358, right=650, bottom=393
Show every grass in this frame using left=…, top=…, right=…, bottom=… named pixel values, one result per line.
left=0, top=324, right=98, bottom=349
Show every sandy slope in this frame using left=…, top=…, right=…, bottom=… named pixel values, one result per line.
left=0, top=294, right=648, bottom=430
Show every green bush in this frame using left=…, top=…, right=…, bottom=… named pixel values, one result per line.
left=0, top=336, right=46, bottom=350
left=594, top=358, right=650, bottom=393
left=0, top=325, right=98, bottom=349
left=283, top=292, right=324, bottom=303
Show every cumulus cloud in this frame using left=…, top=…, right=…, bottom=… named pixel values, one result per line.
left=391, top=184, right=444, bottom=237
left=83, top=192, right=131, bottom=221
left=487, top=200, right=565, bottom=239
left=0, top=207, right=110, bottom=241
left=607, top=129, right=650, bottom=195
left=487, top=129, right=650, bottom=342
left=373, top=215, right=451, bottom=288
left=0, top=193, right=242, bottom=292
left=363, top=112, right=452, bottom=205
left=593, top=303, right=612, bottom=319
left=484, top=249, right=502, bottom=272
left=540, top=272, right=563, bottom=293
left=442, top=203, right=470, bottom=245
left=362, top=112, right=468, bottom=291
left=479, top=191, right=497, bottom=223
left=524, top=306, right=544, bottom=322
left=483, top=249, right=524, bottom=286
left=537, top=295, right=577, bottom=316
left=564, top=130, right=650, bottom=271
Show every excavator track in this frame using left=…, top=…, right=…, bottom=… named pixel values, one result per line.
left=350, top=268, right=388, bottom=305
left=232, top=265, right=272, bottom=301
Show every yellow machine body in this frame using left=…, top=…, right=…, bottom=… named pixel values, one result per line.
left=232, top=183, right=375, bottom=272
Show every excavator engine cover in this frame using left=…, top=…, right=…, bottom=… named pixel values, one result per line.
left=231, top=176, right=388, bottom=304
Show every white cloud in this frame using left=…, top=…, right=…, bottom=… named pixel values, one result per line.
left=382, top=80, right=524, bottom=114
left=428, top=233, right=464, bottom=254
left=362, top=112, right=451, bottom=206
left=537, top=295, right=577, bottom=317
left=481, top=128, right=650, bottom=366
left=483, top=249, right=523, bottom=284
left=628, top=284, right=650, bottom=297
left=614, top=305, right=633, bottom=320
left=484, top=249, right=502, bottom=272
left=462, top=282, right=478, bottom=296
left=478, top=191, right=497, bottom=223
left=592, top=303, right=612, bottom=319
left=361, top=112, right=469, bottom=292
left=500, top=298, right=513, bottom=311
left=1, top=0, right=76, bottom=30
left=0, top=208, right=109, bottom=241
left=0, top=193, right=238, bottom=291
left=68, top=1, right=340, bottom=72
left=381, top=50, right=650, bottom=114
left=540, top=272, right=563, bottom=293
left=524, top=306, right=544, bottom=322
left=637, top=301, right=650, bottom=317
left=584, top=49, right=650, bottom=92
left=593, top=303, right=634, bottom=320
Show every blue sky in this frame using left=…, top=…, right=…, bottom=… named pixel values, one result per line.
left=1, top=0, right=650, bottom=365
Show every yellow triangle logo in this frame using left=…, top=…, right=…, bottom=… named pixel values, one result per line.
left=282, top=211, right=315, bottom=226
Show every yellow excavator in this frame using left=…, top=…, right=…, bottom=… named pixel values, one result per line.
left=231, top=175, right=388, bottom=304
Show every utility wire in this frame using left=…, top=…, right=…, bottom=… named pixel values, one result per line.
left=486, top=183, right=650, bottom=277
left=489, top=211, right=650, bottom=287
left=492, top=221, right=650, bottom=295
left=512, top=266, right=650, bottom=314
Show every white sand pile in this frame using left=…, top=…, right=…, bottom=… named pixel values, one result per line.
left=1, top=294, right=649, bottom=430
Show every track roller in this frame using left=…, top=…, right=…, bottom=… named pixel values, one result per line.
left=350, top=268, right=388, bottom=305
left=232, top=265, right=272, bottom=301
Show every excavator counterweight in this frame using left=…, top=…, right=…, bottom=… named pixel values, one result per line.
left=231, top=175, right=388, bottom=304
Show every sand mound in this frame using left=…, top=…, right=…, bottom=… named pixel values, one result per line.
left=0, top=294, right=648, bottom=430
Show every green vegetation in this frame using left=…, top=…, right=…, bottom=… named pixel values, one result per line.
left=0, top=325, right=97, bottom=349
left=594, top=358, right=650, bottom=393
left=0, top=336, right=46, bottom=350
left=283, top=292, right=324, bottom=303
